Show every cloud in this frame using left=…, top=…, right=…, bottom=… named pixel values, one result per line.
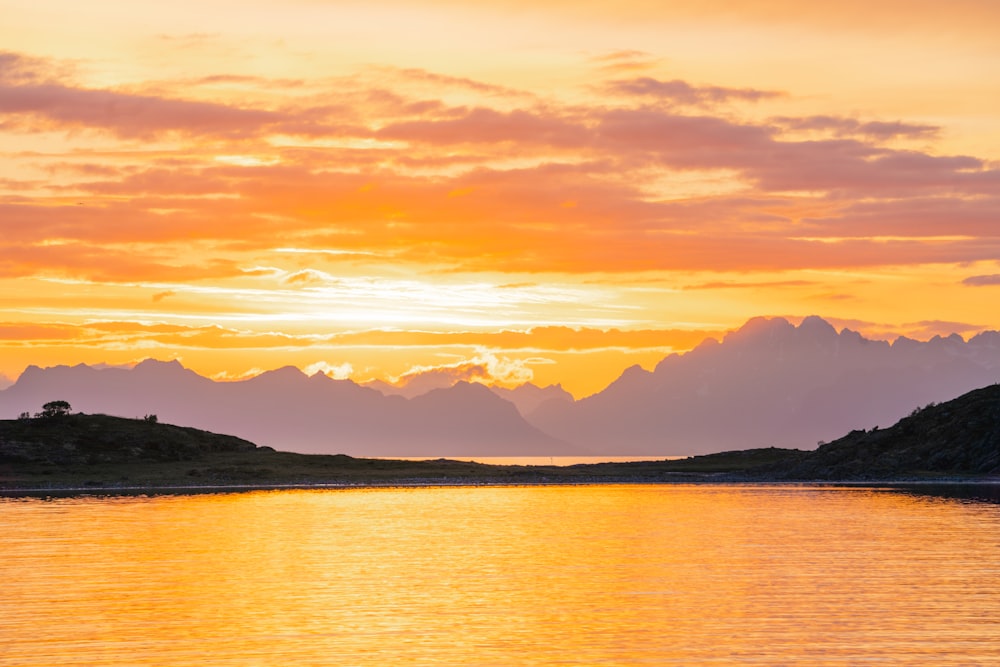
left=151, top=290, right=175, bottom=302
left=0, top=81, right=287, bottom=139
left=590, top=50, right=659, bottom=72
left=607, top=77, right=784, bottom=105
left=0, top=323, right=80, bottom=340
left=377, top=107, right=590, bottom=147
left=4, top=51, right=999, bottom=279
left=772, top=115, right=939, bottom=140
left=388, top=350, right=535, bottom=394
left=283, top=269, right=335, bottom=286
left=189, top=74, right=307, bottom=89
left=211, top=367, right=267, bottom=382
left=73, top=321, right=318, bottom=351
left=805, top=196, right=1000, bottom=237
left=304, top=361, right=354, bottom=379
left=0, top=240, right=241, bottom=281
left=240, top=266, right=286, bottom=278
left=596, top=108, right=777, bottom=163
left=0, top=319, right=726, bottom=356
left=0, top=51, right=350, bottom=141
left=380, top=66, right=526, bottom=98
left=0, top=51, right=73, bottom=85
left=900, top=320, right=988, bottom=338
left=324, top=326, right=724, bottom=352
left=683, top=280, right=816, bottom=290
left=962, top=274, right=1000, bottom=286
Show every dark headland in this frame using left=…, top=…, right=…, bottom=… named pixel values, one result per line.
left=1, top=384, right=998, bottom=494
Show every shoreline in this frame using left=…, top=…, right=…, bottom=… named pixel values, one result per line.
left=4, top=475, right=999, bottom=499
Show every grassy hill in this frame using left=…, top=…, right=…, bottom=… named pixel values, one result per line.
left=761, top=383, right=1000, bottom=480
left=0, top=413, right=260, bottom=465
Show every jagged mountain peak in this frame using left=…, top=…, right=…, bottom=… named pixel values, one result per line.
left=724, top=316, right=794, bottom=342
left=246, top=365, right=309, bottom=384
left=798, top=315, right=838, bottom=337
left=723, top=315, right=844, bottom=346
left=134, top=358, right=185, bottom=371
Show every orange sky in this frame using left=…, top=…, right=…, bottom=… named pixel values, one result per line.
left=1, top=0, right=999, bottom=396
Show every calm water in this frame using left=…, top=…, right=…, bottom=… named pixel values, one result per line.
left=380, top=456, right=676, bottom=466
left=1, top=485, right=998, bottom=666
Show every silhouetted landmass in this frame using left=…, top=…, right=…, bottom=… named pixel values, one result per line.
left=0, top=362, right=578, bottom=456
left=0, top=413, right=558, bottom=489
left=758, top=383, right=1000, bottom=480
left=684, top=384, right=1000, bottom=480
left=1, top=383, right=997, bottom=493
left=528, top=316, right=1000, bottom=454
left=3, top=317, right=999, bottom=457
left=0, top=413, right=259, bottom=466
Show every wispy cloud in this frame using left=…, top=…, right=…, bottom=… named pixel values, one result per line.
left=151, top=290, right=175, bottom=302
left=771, top=115, right=939, bottom=140
left=0, top=78, right=286, bottom=139
left=962, top=274, right=1000, bottom=286
left=590, top=50, right=659, bottom=72
left=606, top=77, right=784, bottom=106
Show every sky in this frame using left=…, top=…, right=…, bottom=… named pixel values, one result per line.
left=1, top=0, right=999, bottom=397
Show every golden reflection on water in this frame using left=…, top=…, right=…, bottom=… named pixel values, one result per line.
left=1, top=485, right=999, bottom=666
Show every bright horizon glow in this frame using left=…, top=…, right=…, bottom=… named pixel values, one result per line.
left=1, top=1, right=999, bottom=396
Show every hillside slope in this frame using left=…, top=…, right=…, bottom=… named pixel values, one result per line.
left=762, top=383, right=1000, bottom=479
left=0, top=413, right=260, bottom=465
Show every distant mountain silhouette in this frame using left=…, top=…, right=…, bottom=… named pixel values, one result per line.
left=4, top=316, right=999, bottom=456
left=0, top=361, right=578, bottom=456
left=527, top=316, right=1000, bottom=454
left=488, top=383, right=574, bottom=417
left=364, top=376, right=573, bottom=418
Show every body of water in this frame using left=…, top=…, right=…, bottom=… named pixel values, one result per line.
left=2, top=484, right=998, bottom=665
left=377, top=456, right=677, bottom=466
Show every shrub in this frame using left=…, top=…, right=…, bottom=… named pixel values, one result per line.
left=36, top=400, right=72, bottom=418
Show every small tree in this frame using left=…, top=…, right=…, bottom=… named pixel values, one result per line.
left=36, top=400, right=72, bottom=418
left=143, top=414, right=158, bottom=423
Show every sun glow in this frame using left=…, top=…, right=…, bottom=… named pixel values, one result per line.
left=0, top=1, right=998, bottom=395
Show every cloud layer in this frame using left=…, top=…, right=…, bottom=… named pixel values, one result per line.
left=2, top=49, right=998, bottom=283
left=1, top=25, right=998, bottom=395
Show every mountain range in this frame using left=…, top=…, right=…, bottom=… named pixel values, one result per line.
left=0, top=361, right=573, bottom=456
left=528, top=316, right=1000, bottom=454
left=1, top=315, right=998, bottom=456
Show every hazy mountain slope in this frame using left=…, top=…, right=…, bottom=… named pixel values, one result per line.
left=528, top=316, right=1000, bottom=455
left=0, top=361, right=578, bottom=456
left=364, top=376, right=575, bottom=419
left=397, top=382, right=576, bottom=455
left=488, top=383, right=574, bottom=417
left=5, top=316, right=999, bottom=457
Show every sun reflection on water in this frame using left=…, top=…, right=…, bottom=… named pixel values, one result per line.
left=1, top=485, right=998, bottom=665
